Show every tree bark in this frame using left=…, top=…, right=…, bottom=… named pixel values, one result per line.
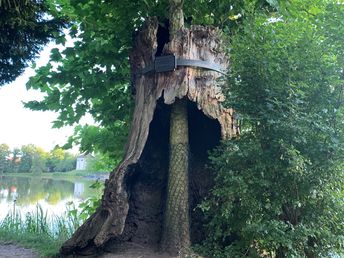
left=161, top=98, right=190, bottom=255
left=60, top=17, right=238, bottom=256
left=168, top=0, right=184, bottom=38
left=160, top=0, right=191, bottom=255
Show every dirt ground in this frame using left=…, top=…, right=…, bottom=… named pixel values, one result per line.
left=0, top=242, right=174, bottom=258
left=99, top=242, right=173, bottom=258
left=0, top=243, right=38, bottom=258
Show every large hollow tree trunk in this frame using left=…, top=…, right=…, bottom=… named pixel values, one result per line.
left=60, top=16, right=238, bottom=257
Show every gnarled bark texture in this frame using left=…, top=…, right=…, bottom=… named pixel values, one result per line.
left=161, top=1, right=190, bottom=255
left=60, top=17, right=238, bottom=256
left=161, top=98, right=190, bottom=255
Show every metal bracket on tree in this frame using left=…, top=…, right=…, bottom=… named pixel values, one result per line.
left=140, top=54, right=226, bottom=75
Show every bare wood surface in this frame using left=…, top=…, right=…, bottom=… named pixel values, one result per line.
left=160, top=0, right=190, bottom=254
left=60, top=18, right=237, bottom=256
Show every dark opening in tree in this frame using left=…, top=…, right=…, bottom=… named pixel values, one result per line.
left=60, top=15, right=237, bottom=256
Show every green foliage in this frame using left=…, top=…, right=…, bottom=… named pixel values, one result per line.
left=0, top=144, right=76, bottom=173
left=19, top=1, right=344, bottom=255
left=85, top=152, right=118, bottom=172
left=0, top=204, right=79, bottom=257
left=64, top=125, right=127, bottom=166
left=30, top=153, right=45, bottom=175
left=62, top=180, right=104, bottom=231
left=68, top=180, right=104, bottom=222
left=0, top=144, right=10, bottom=173
left=18, top=144, right=47, bottom=173
left=183, top=0, right=279, bottom=29
left=201, top=1, right=344, bottom=257
left=47, top=148, right=76, bottom=172
left=25, top=0, right=277, bottom=158
left=9, top=148, right=21, bottom=173
left=0, top=0, right=65, bottom=86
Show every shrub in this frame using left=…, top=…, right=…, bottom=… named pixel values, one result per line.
left=201, top=2, right=344, bottom=257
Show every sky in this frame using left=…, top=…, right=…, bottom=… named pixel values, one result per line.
left=0, top=43, right=91, bottom=153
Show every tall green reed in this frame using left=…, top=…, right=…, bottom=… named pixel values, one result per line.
left=0, top=203, right=80, bottom=238
left=0, top=181, right=103, bottom=256
left=0, top=202, right=82, bottom=257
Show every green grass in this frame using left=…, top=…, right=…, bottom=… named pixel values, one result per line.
left=0, top=204, right=81, bottom=257
left=0, top=172, right=105, bottom=256
left=51, top=170, right=109, bottom=178
left=2, top=170, right=110, bottom=179
left=0, top=231, right=64, bottom=257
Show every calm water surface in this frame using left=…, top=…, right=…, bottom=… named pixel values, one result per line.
left=0, top=175, right=100, bottom=220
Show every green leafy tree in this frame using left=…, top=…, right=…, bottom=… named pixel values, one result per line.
left=46, top=147, right=65, bottom=172
left=53, top=151, right=76, bottom=172
left=46, top=147, right=76, bottom=172
left=9, top=148, right=21, bottom=173
left=30, top=146, right=48, bottom=174
left=23, top=0, right=344, bottom=256
left=30, top=152, right=45, bottom=174
left=25, top=0, right=276, bottom=157
left=19, top=144, right=48, bottom=173
left=18, top=145, right=33, bottom=172
left=0, top=143, right=10, bottom=173
left=201, top=2, right=344, bottom=257
left=64, top=124, right=126, bottom=168
left=0, top=0, right=65, bottom=86
left=85, top=152, right=116, bottom=172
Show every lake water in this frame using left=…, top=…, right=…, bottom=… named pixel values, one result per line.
left=0, top=175, right=101, bottom=221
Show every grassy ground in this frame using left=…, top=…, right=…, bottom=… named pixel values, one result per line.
left=2, top=170, right=110, bottom=180
left=0, top=172, right=104, bottom=257
left=0, top=231, right=65, bottom=257
left=0, top=205, right=80, bottom=257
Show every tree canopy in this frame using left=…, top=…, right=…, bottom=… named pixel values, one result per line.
left=24, top=0, right=344, bottom=256
left=0, top=0, right=65, bottom=86
left=0, top=143, right=76, bottom=173
left=25, top=0, right=280, bottom=159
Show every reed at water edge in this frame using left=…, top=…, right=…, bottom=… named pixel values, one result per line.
left=0, top=202, right=82, bottom=257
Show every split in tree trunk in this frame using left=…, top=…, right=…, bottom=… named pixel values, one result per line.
left=60, top=17, right=238, bottom=256
left=160, top=0, right=190, bottom=255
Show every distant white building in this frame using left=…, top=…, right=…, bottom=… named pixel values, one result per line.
left=76, top=154, right=93, bottom=170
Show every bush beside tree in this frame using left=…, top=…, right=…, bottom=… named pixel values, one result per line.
left=201, top=2, right=344, bottom=257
